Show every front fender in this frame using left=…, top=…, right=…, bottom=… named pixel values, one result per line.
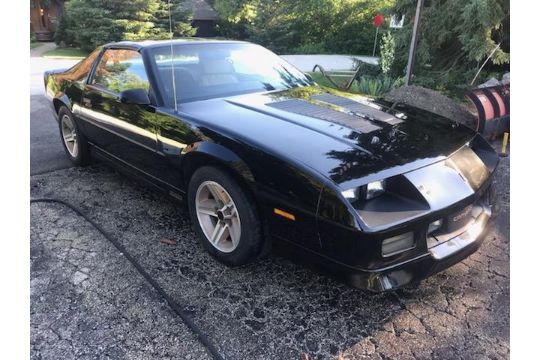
left=181, top=141, right=256, bottom=186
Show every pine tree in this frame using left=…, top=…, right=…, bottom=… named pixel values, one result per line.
left=154, top=0, right=196, bottom=38
left=55, top=0, right=195, bottom=52
left=56, top=0, right=120, bottom=52
left=389, top=0, right=510, bottom=89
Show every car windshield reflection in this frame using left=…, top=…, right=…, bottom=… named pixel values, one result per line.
left=149, top=43, right=314, bottom=105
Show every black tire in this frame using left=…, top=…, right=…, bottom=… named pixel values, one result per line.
left=188, top=166, right=263, bottom=266
left=58, top=106, right=91, bottom=166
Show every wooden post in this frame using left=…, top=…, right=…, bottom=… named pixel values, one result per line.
left=404, top=0, right=425, bottom=86
left=372, top=26, right=379, bottom=57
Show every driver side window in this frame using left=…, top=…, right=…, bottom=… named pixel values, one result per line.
left=92, top=49, right=150, bottom=94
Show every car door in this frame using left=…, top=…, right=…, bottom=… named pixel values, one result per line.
left=78, top=48, right=163, bottom=180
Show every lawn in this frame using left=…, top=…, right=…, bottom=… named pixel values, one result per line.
left=30, top=42, right=42, bottom=49
left=308, top=71, right=362, bottom=94
left=308, top=72, right=336, bottom=88
left=42, top=47, right=89, bottom=59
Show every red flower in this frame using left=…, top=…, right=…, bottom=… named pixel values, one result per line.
left=373, top=13, right=384, bottom=27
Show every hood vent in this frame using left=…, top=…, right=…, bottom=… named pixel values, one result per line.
left=311, top=93, right=403, bottom=126
left=267, top=99, right=381, bottom=133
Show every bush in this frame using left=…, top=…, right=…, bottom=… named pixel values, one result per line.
left=54, top=12, right=74, bottom=47
left=291, top=42, right=327, bottom=55
left=380, top=31, right=395, bottom=75
left=354, top=76, right=398, bottom=97
left=351, top=60, right=381, bottom=77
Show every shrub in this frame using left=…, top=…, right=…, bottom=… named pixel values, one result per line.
left=354, top=76, right=398, bottom=97
left=291, top=42, right=327, bottom=55
left=352, top=60, right=381, bottom=77
left=54, top=11, right=74, bottom=47
left=380, top=31, right=395, bottom=75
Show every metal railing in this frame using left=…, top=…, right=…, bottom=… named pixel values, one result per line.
left=311, top=64, right=364, bottom=91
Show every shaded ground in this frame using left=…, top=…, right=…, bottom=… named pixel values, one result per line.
left=30, top=153, right=509, bottom=359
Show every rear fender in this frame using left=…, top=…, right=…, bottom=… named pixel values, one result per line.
left=52, top=94, right=73, bottom=115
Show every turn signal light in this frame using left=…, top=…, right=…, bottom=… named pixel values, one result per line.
left=274, top=208, right=296, bottom=221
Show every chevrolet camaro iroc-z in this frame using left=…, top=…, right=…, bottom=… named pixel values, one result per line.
left=45, top=39, right=498, bottom=291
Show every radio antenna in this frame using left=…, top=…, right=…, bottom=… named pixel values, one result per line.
left=168, top=0, right=178, bottom=112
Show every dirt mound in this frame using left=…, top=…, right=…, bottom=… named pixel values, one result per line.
left=383, top=85, right=477, bottom=129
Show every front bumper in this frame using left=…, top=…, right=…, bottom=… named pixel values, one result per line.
left=346, top=204, right=492, bottom=291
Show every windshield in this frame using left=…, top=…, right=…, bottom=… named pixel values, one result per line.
left=149, top=43, right=313, bottom=104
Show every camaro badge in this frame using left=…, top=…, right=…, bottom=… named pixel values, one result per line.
left=453, top=205, right=473, bottom=222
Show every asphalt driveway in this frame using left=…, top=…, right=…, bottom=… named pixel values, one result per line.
left=30, top=56, right=509, bottom=360
left=30, top=50, right=78, bottom=175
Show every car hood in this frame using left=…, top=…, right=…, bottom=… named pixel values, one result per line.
left=178, top=86, right=478, bottom=189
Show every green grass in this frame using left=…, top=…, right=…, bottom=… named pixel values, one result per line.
left=308, top=72, right=336, bottom=88
left=42, top=47, right=89, bottom=59
left=30, top=42, right=42, bottom=49
left=308, top=71, right=361, bottom=93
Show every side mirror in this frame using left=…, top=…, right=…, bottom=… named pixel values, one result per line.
left=119, top=88, right=151, bottom=105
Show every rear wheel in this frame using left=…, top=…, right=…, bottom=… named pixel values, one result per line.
left=58, top=106, right=90, bottom=166
left=188, top=166, right=262, bottom=266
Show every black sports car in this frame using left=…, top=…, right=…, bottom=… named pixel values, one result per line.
left=45, top=39, right=498, bottom=291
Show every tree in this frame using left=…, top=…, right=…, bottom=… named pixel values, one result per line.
left=55, top=1, right=120, bottom=51
left=211, top=0, right=396, bottom=55
left=56, top=0, right=195, bottom=52
left=389, top=0, right=510, bottom=90
left=154, top=0, right=197, bottom=38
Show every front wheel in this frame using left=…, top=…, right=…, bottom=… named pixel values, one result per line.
left=188, top=166, right=263, bottom=266
left=58, top=106, right=90, bottom=166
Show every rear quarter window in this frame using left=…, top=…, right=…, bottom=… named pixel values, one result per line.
left=55, top=48, right=101, bottom=83
left=92, top=49, right=150, bottom=94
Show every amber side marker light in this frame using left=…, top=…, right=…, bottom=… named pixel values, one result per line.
left=274, top=208, right=296, bottom=221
